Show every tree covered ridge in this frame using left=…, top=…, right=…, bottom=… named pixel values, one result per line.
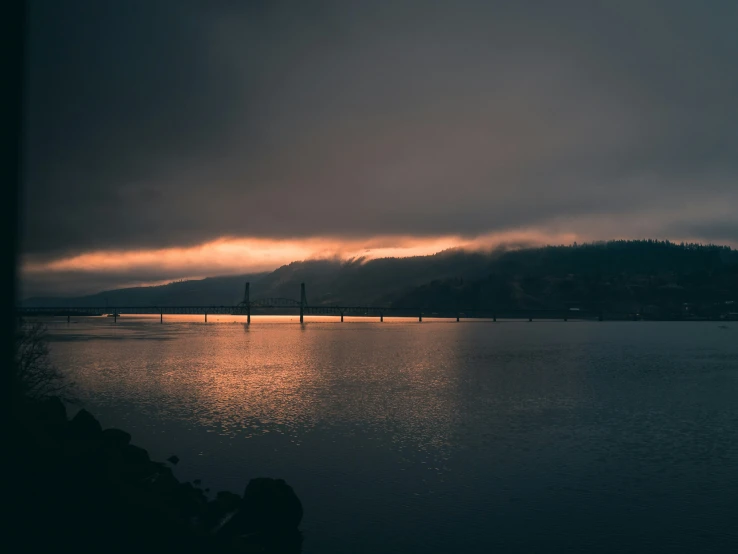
left=389, top=240, right=738, bottom=317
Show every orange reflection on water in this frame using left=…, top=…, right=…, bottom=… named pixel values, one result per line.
left=57, top=316, right=466, bottom=459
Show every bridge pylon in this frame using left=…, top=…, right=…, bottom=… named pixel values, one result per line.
left=300, top=283, right=306, bottom=323
left=244, top=281, right=251, bottom=323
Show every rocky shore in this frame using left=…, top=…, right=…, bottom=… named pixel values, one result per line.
left=10, top=396, right=303, bottom=553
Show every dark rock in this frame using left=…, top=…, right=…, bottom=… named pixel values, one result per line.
left=233, top=529, right=303, bottom=554
left=220, top=478, right=302, bottom=536
left=204, top=490, right=243, bottom=526
left=150, top=461, right=169, bottom=472
left=67, top=409, right=102, bottom=440
left=37, top=397, right=68, bottom=428
left=101, top=428, right=131, bottom=448
left=118, top=444, right=155, bottom=481
left=216, top=491, right=242, bottom=512
left=176, top=482, right=208, bottom=518
left=122, top=444, right=150, bottom=465
left=202, top=490, right=242, bottom=531
left=63, top=412, right=107, bottom=463
left=19, top=397, right=68, bottom=450
left=63, top=438, right=104, bottom=461
left=148, top=465, right=180, bottom=494
left=167, top=455, right=180, bottom=465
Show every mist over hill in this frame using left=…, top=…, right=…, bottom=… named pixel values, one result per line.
left=21, top=248, right=494, bottom=308
left=21, top=241, right=738, bottom=318
left=391, top=240, right=738, bottom=318
left=21, top=273, right=269, bottom=308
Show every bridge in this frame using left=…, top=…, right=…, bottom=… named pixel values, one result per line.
left=17, top=282, right=604, bottom=323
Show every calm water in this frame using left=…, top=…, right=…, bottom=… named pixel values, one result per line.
left=44, top=316, right=738, bottom=553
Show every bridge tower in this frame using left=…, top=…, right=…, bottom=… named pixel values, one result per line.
left=300, top=283, right=306, bottom=323
left=244, top=281, right=251, bottom=324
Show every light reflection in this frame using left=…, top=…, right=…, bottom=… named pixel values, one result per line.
left=50, top=316, right=466, bottom=463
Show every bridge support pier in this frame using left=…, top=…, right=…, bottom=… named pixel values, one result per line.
left=529, top=315, right=533, bottom=322
left=419, top=313, right=422, bottom=322
left=380, top=313, right=383, bottom=322
left=205, top=312, right=207, bottom=323
left=493, top=315, right=497, bottom=322
left=244, top=282, right=251, bottom=324
left=456, top=313, right=460, bottom=322
left=160, top=311, right=163, bottom=324
left=300, top=307, right=304, bottom=324
left=340, top=312, right=344, bottom=322
left=67, top=315, right=70, bottom=323
left=114, top=311, right=117, bottom=323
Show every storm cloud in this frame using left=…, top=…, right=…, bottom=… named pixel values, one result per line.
left=21, top=0, right=738, bottom=289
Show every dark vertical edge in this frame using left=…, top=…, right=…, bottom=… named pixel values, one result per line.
left=5, top=0, right=28, bottom=401
left=5, top=0, right=28, bottom=545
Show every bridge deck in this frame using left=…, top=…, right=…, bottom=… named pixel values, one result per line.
left=16, top=305, right=602, bottom=320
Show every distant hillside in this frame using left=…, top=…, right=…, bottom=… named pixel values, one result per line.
left=22, top=249, right=496, bottom=307
left=20, top=249, right=497, bottom=308
left=255, top=249, right=495, bottom=306
left=21, top=241, right=738, bottom=318
left=390, top=240, right=738, bottom=319
left=21, top=273, right=270, bottom=308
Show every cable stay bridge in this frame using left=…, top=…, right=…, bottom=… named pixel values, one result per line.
left=17, top=282, right=604, bottom=323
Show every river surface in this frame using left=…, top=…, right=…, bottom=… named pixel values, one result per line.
left=43, top=316, right=738, bottom=553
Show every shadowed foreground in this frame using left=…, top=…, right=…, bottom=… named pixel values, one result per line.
left=11, top=396, right=303, bottom=554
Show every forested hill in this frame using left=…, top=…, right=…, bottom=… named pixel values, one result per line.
left=21, top=249, right=494, bottom=307
left=21, top=241, right=738, bottom=318
left=20, top=273, right=269, bottom=308
left=389, top=241, right=738, bottom=318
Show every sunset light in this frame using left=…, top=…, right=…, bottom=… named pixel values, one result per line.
left=21, top=230, right=583, bottom=295
left=12, top=2, right=738, bottom=553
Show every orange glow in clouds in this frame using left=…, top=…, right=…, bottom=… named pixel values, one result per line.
left=23, top=230, right=581, bottom=279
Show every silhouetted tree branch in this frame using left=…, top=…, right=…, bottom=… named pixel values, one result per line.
left=14, top=319, right=76, bottom=403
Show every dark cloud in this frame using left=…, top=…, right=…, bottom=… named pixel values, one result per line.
left=21, top=0, right=738, bottom=260
left=675, top=219, right=738, bottom=245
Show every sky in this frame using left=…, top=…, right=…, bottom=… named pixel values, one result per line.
left=20, top=0, right=738, bottom=297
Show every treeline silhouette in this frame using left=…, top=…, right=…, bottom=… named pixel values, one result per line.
left=389, top=241, right=738, bottom=317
